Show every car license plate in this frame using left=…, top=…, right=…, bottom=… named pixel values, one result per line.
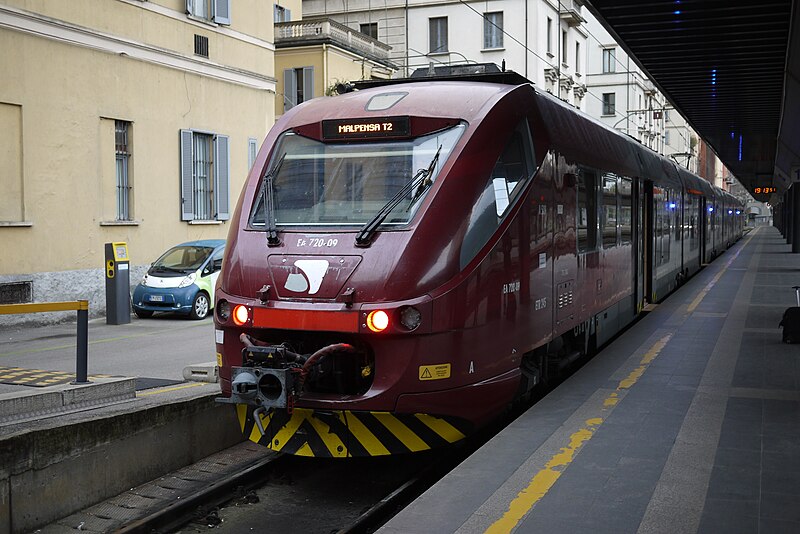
left=149, top=295, right=163, bottom=302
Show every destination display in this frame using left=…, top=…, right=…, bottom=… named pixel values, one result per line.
left=322, top=116, right=410, bottom=140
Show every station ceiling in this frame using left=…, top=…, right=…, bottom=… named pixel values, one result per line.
left=585, top=0, right=798, bottom=201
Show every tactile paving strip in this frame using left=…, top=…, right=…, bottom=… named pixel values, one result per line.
left=0, top=366, right=115, bottom=387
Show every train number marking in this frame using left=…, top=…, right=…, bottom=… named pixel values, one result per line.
left=419, top=364, right=451, bottom=381
left=535, top=297, right=547, bottom=310
left=296, top=238, right=339, bottom=248
left=503, top=281, right=521, bottom=295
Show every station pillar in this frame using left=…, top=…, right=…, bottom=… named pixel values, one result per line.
left=793, top=186, right=800, bottom=253
left=105, top=242, right=131, bottom=324
left=787, top=188, right=794, bottom=245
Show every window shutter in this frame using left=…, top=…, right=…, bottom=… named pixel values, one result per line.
left=248, top=138, right=258, bottom=170
left=284, top=68, right=296, bottom=111
left=303, top=67, right=314, bottom=102
left=214, top=0, right=231, bottom=25
left=286, top=8, right=292, bottom=21
left=214, top=134, right=230, bottom=221
left=185, top=0, right=193, bottom=15
left=180, top=130, right=194, bottom=221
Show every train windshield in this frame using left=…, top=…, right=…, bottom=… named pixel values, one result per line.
left=251, top=123, right=465, bottom=228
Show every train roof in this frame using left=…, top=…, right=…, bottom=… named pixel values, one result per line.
left=281, top=81, right=517, bottom=128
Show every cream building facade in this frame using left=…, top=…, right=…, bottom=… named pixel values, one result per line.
left=0, top=0, right=278, bottom=324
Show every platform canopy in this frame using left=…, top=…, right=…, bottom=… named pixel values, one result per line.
left=585, top=0, right=799, bottom=200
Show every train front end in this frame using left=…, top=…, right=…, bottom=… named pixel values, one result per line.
left=215, top=82, right=535, bottom=457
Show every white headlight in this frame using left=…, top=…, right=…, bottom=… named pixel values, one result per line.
left=178, top=273, right=197, bottom=288
left=141, top=274, right=149, bottom=286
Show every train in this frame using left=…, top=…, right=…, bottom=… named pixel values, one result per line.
left=214, top=69, right=744, bottom=457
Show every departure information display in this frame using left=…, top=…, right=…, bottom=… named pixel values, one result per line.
left=322, top=116, right=410, bottom=140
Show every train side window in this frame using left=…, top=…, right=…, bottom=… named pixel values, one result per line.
left=602, top=174, right=618, bottom=248
left=460, top=119, right=536, bottom=269
left=619, top=177, right=632, bottom=244
left=577, top=169, right=598, bottom=253
left=491, top=120, right=536, bottom=217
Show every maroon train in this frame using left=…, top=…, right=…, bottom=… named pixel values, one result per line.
left=214, top=74, right=744, bottom=457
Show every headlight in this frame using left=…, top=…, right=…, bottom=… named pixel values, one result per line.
left=141, top=274, right=149, bottom=286
left=399, top=306, right=422, bottom=331
left=178, top=273, right=197, bottom=288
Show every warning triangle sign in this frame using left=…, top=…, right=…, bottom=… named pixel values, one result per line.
left=421, top=368, right=433, bottom=379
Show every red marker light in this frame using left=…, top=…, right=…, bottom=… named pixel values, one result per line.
left=366, top=310, right=389, bottom=332
left=233, top=305, right=250, bottom=326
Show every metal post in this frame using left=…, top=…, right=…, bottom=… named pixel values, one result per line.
left=788, top=188, right=794, bottom=245
left=74, top=303, right=89, bottom=384
left=793, top=186, right=800, bottom=253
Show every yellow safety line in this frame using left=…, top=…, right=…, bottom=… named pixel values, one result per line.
left=137, top=382, right=206, bottom=396
left=340, top=411, right=391, bottom=456
left=372, top=412, right=429, bottom=452
left=687, top=228, right=757, bottom=313
left=415, top=413, right=466, bottom=443
left=0, top=300, right=88, bottom=315
left=486, top=334, right=672, bottom=534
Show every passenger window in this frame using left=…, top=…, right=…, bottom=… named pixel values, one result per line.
left=491, top=121, right=535, bottom=217
left=460, top=119, right=536, bottom=269
left=619, top=177, right=632, bottom=244
left=577, top=169, right=598, bottom=253
left=602, top=174, right=618, bottom=248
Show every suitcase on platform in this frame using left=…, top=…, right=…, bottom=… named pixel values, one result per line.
left=779, top=286, right=800, bottom=343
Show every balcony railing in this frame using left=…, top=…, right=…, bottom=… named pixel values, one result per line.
left=275, top=19, right=392, bottom=62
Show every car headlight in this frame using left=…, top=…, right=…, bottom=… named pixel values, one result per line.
left=141, top=274, right=149, bottom=286
left=178, top=273, right=197, bottom=288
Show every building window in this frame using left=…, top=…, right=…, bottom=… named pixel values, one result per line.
left=562, top=30, right=568, bottom=65
left=274, top=4, right=291, bottom=23
left=283, top=67, right=314, bottom=112
left=248, top=138, right=258, bottom=170
left=115, top=120, right=132, bottom=221
left=186, top=0, right=230, bottom=25
left=665, top=130, right=671, bottom=145
left=360, top=22, right=378, bottom=39
left=575, top=41, right=581, bottom=74
left=547, top=18, right=552, bottom=54
left=483, top=12, right=503, bottom=49
left=430, top=17, right=448, bottom=54
left=179, top=130, right=230, bottom=221
left=602, top=48, right=616, bottom=73
left=602, top=92, right=615, bottom=116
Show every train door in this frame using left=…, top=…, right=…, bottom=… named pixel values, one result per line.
left=700, top=197, right=708, bottom=263
left=643, top=180, right=654, bottom=303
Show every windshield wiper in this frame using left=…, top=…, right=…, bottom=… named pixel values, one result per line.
left=355, top=145, right=442, bottom=247
left=152, top=266, right=184, bottom=274
left=261, top=152, right=286, bottom=247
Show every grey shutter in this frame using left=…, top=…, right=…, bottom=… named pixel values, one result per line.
left=303, top=67, right=314, bottom=102
left=180, top=130, right=194, bottom=221
left=285, top=8, right=292, bottom=21
left=213, top=0, right=231, bottom=25
left=284, top=68, right=296, bottom=111
left=185, top=0, right=193, bottom=15
left=248, top=138, right=258, bottom=170
left=214, top=134, right=230, bottom=221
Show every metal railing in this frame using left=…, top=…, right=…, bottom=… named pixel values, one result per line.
left=0, top=300, right=90, bottom=384
left=275, top=18, right=392, bottom=61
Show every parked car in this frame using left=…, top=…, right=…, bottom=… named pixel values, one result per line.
left=132, top=240, right=225, bottom=320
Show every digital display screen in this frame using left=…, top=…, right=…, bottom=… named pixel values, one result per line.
left=754, top=187, right=776, bottom=194
left=322, top=116, right=410, bottom=140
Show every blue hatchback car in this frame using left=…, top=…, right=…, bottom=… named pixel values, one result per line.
left=132, top=240, right=225, bottom=320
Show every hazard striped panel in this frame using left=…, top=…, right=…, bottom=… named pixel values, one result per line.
left=0, top=366, right=115, bottom=387
left=236, top=405, right=472, bottom=458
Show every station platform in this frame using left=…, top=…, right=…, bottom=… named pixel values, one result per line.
left=381, top=225, right=800, bottom=534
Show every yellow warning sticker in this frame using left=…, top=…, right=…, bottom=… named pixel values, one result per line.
left=419, top=363, right=451, bottom=381
left=216, top=353, right=223, bottom=367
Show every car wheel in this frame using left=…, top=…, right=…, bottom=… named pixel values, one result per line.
left=134, top=309, right=154, bottom=319
left=190, top=292, right=210, bottom=320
